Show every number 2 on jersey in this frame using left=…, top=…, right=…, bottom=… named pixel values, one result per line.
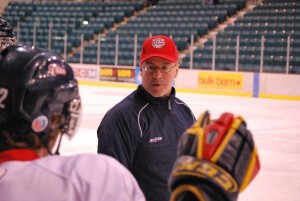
left=0, top=88, right=8, bottom=109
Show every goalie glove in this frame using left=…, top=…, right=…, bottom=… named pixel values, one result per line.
left=168, top=111, right=260, bottom=201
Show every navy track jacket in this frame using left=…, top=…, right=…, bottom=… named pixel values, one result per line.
left=97, top=85, right=195, bottom=201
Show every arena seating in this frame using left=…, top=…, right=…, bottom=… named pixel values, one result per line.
left=69, top=0, right=244, bottom=65
left=3, top=1, right=143, bottom=55
left=181, top=0, right=300, bottom=73
left=2, top=0, right=299, bottom=74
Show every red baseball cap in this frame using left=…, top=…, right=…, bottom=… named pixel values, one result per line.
left=140, top=35, right=178, bottom=64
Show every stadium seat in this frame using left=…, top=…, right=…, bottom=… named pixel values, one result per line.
left=3, top=0, right=298, bottom=74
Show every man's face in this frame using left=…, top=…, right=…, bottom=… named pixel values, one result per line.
left=140, top=56, right=178, bottom=98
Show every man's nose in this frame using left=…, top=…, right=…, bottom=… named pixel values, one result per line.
left=153, top=67, right=163, bottom=77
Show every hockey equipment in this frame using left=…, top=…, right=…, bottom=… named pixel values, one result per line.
left=169, top=111, right=260, bottom=201
left=0, top=16, right=17, bottom=50
left=0, top=44, right=81, bottom=154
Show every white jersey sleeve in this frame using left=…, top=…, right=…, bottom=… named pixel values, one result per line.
left=0, top=153, right=145, bottom=201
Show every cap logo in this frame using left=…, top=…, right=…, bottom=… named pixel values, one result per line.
left=152, top=38, right=165, bottom=48
left=32, top=115, right=48, bottom=132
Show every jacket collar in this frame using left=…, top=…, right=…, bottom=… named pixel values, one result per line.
left=0, top=149, right=40, bottom=164
left=137, top=85, right=176, bottom=109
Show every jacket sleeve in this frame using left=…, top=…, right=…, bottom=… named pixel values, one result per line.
left=97, top=108, right=139, bottom=170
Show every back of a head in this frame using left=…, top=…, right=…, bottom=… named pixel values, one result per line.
left=0, top=44, right=81, bottom=152
left=0, top=16, right=17, bottom=50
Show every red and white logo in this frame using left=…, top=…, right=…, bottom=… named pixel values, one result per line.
left=152, top=38, right=165, bottom=48
left=48, top=63, right=67, bottom=76
left=32, top=115, right=48, bottom=132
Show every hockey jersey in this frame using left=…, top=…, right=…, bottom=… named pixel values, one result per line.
left=0, top=149, right=145, bottom=201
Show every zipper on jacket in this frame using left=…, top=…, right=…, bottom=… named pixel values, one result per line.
left=168, top=99, right=171, bottom=110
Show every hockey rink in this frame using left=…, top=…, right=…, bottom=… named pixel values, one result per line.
left=60, top=84, right=300, bottom=201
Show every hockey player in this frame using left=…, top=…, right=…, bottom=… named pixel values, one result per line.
left=0, top=16, right=17, bottom=50
left=0, top=44, right=145, bottom=201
